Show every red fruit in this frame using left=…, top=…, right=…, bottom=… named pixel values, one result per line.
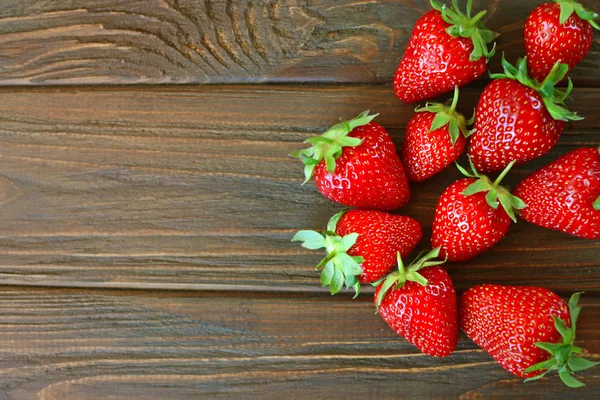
left=460, top=286, right=598, bottom=386
left=525, top=0, right=599, bottom=82
left=402, top=87, right=472, bottom=182
left=292, top=209, right=422, bottom=296
left=394, top=0, right=496, bottom=103
left=513, top=147, right=600, bottom=239
left=468, top=56, right=582, bottom=173
left=375, top=248, right=458, bottom=357
left=291, top=111, right=410, bottom=210
left=431, top=161, right=526, bottom=262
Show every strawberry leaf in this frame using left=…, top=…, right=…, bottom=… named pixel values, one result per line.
left=330, top=259, right=344, bottom=295
left=524, top=369, right=550, bottom=382
left=417, top=86, right=470, bottom=144
left=553, top=315, right=574, bottom=344
left=462, top=179, right=491, bottom=196
left=337, top=253, right=364, bottom=276
left=291, top=111, right=377, bottom=181
left=559, top=2, right=575, bottom=25
left=431, top=0, right=496, bottom=61
left=568, top=355, right=600, bottom=372
left=430, top=112, right=452, bottom=132
left=340, top=233, right=360, bottom=252
left=292, top=230, right=326, bottom=250
left=594, top=195, right=600, bottom=211
left=320, top=260, right=335, bottom=286
left=525, top=358, right=557, bottom=373
left=528, top=292, right=598, bottom=387
left=534, top=342, right=564, bottom=355
left=559, top=370, right=585, bottom=388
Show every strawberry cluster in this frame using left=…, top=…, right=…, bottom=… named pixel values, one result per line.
left=292, top=0, right=599, bottom=388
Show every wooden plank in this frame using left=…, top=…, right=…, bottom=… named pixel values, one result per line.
left=0, top=85, right=598, bottom=293
left=0, top=0, right=598, bottom=85
left=0, top=288, right=598, bottom=399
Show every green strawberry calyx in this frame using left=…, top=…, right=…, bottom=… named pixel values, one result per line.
left=457, top=158, right=527, bottom=222
left=430, top=0, right=498, bottom=61
left=415, top=86, right=475, bottom=144
left=289, top=111, right=378, bottom=184
left=524, top=292, right=600, bottom=387
left=555, top=0, right=600, bottom=30
left=373, top=247, right=446, bottom=312
left=490, top=54, right=583, bottom=122
left=596, top=148, right=600, bottom=210
left=291, top=210, right=364, bottom=297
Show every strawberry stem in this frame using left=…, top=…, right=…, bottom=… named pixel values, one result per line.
left=415, top=86, right=472, bottom=144
left=374, top=247, right=445, bottom=312
left=430, top=0, right=497, bottom=61
left=555, top=0, right=600, bottom=30
left=292, top=210, right=365, bottom=297
left=458, top=159, right=527, bottom=222
left=290, top=111, right=378, bottom=184
left=525, top=293, right=600, bottom=387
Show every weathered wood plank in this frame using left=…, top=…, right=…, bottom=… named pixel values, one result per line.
left=0, top=0, right=598, bottom=85
left=0, top=288, right=597, bottom=399
left=0, top=85, right=598, bottom=292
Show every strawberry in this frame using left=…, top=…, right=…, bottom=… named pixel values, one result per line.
left=431, top=160, right=526, bottom=262
left=374, top=248, right=458, bottom=357
left=292, top=209, right=422, bottom=296
left=468, top=56, right=583, bottom=174
left=402, top=86, right=473, bottom=182
left=525, top=0, right=599, bottom=82
left=394, top=0, right=497, bottom=103
left=460, top=286, right=599, bottom=386
left=513, top=147, right=600, bottom=239
left=290, top=111, right=410, bottom=210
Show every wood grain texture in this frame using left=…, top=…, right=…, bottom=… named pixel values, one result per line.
left=0, top=0, right=598, bottom=85
left=0, top=85, right=598, bottom=293
left=0, top=288, right=598, bottom=399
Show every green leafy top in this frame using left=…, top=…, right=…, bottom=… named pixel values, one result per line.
left=430, top=0, right=498, bottom=61
left=490, top=55, right=583, bottom=122
left=555, top=0, right=600, bottom=30
left=415, top=86, right=474, bottom=144
left=595, top=149, right=600, bottom=211
left=289, top=111, right=377, bottom=184
left=373, top=247, right=446, bottom=312
left=524, top=292, right=599, bottom=387
left=291, top=210, right=364, bottom=297
left=457, top=159, right=527, bottom=222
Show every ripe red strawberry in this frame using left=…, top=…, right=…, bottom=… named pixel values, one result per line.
left=375, top=248, right=458, bottom=357
left=431, top=160, right=526, bottom=262
left=460, top=286, right=598, bottom=386
left=468, top=56, right=582, bottom=173
left=292, top=209, right=422, bottom=296
left=394, top=0, right=497, bottom=103
left=291, top=111, right=410, bottom=210
left=525, top=0, right=599, bottom=82
left=402, top=87, right=473, bottom=182
left=513, top=147, right=600, bottom=239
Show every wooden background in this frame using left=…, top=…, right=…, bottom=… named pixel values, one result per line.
left=0, top=0, right=598, bottom=398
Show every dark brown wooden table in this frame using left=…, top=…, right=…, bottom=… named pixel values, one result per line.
left=0, top=1, right=598, bottom=398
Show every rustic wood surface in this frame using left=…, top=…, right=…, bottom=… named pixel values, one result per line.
left=0, top=288, right=598, bottom=399
left=1, top=0, right=599, bottom=398
left=0, top=86, right=599, bottom=293
left=0, top=0, right=597, bottom=85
